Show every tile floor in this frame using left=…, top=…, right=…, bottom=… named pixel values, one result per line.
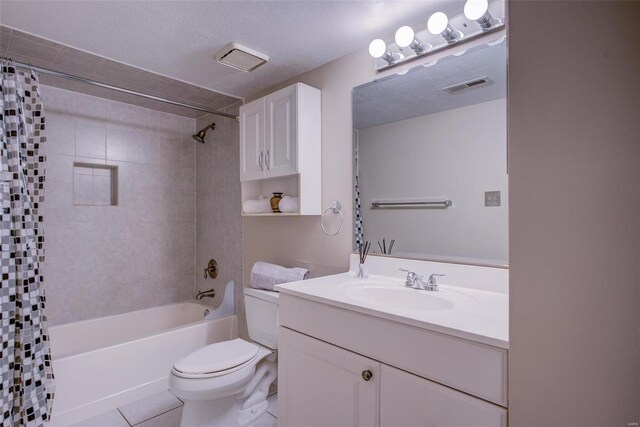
left=71, top=390, right=278, bottom=427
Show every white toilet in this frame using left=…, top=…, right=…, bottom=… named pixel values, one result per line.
left=169, top=288, right=279, bottom=427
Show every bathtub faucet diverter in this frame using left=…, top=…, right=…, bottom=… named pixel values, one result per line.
left=196, top=289, right=215, bottom=300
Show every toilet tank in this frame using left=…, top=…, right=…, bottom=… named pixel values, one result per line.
left=243, top=288, right=279, bottom=349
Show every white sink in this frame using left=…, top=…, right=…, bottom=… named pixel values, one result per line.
left=340, top=282, right=454, bottom=312
left=277, top=270, right=508, bottom=347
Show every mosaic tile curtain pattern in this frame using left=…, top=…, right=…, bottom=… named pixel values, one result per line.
left=0, top=60, right=54, bottom=426
left=354, top=129, right=364, bottom=250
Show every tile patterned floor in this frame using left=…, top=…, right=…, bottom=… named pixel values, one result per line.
left=71, top=391, right=278, bottom=426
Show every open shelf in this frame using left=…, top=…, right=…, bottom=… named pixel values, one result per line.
left=241, top=173, right=320, bottom=216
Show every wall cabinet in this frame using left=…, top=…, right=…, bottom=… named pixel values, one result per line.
left=264, top=84, right=298, bottom=178
left=280, top=327, right=506, bottom=427
left=239, top=83, right=321, bottom=216
left=239, top=98, right=266, bottom=181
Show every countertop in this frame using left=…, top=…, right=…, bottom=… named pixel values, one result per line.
left=276, top=272, right=509, bottom=349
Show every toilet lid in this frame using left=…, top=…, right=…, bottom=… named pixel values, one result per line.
left=173, top=339, right=259, bottom=375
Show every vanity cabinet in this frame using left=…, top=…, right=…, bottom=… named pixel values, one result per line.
left=279, top=327, right=506, bottom=427
left=239, top=82, right=321, bottom=215
left=278, top=292, right=508, bottom=427
left=380, top=365, right=506, bottom=426
left=278, top=327, right=379, bottom=427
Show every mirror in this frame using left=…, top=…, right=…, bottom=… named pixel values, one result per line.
left=353, top=38, right=507, bottom=267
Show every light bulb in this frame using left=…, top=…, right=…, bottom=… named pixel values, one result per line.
left=464, top=0, right=489, bottom=21
left=428, top=12, right=449, bottom=35
left=368, top=39, right=387, bottom=59
left=395, top=26, right=415, bottom=48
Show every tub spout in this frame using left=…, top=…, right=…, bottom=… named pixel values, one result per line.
left=196, top=288, right=215, bottom=300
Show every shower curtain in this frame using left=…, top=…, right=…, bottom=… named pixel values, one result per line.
left=0, top=59, right=54, bottom=426
left=354, top=129, right=364, bottom=250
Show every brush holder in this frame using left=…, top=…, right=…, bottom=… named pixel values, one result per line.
left=356, top=263, right=369, bottom=279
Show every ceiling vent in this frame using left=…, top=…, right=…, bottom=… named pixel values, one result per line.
left=443, top=77, right=493, bottom=95
left=214, top=42, right=269, bottom=72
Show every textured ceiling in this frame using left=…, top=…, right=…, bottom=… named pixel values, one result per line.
left=353, top=39, right=506, bottom=129
left=0, top=0, right=466, bottom=99
left=0, top=26, right=240, bottom=118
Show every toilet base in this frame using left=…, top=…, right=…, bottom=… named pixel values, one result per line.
left=177, top=357, right=277, bottom=427
left=180, top=397, right=240, bottom=427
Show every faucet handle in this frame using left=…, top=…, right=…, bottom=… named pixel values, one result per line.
left=399, top=268, right=416, bottom=286
left=399, top=268, right=415, bottom=277
left=428, top=274, right=445, bottom=285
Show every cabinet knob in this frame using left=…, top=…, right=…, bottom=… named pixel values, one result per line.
left=362, top=370, right=373, bottom=382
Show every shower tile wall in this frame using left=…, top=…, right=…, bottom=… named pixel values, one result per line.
left=195, top=102, right=245, bottom=336
left=41, top=85, right=197, bottom=325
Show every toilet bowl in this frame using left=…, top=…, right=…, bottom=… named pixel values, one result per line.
left=169, top=288, right=279, bottom=427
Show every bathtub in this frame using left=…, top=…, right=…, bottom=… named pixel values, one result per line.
left=47, top=301, right=237, bottom=426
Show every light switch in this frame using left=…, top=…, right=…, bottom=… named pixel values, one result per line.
left=485, top=191, right=501, bottom=207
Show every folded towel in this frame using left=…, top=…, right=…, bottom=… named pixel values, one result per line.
left=243, top=196, right=272, bottom=214
left=251, top=261, right=310, bottom=291
left=278, top=196, right=300, bottom=213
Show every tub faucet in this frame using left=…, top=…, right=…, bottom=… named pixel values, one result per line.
left=196, top=288, right=215, bottom=300
left=399, top=269, right=444, bottom=291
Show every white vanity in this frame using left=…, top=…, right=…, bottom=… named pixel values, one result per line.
left=276, top=255, right=508, bottom=427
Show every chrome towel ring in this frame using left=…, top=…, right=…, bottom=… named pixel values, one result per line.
left=321, top=201, right=343, bottom=236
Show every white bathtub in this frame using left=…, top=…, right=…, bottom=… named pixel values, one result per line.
left=47, top=302, right=237, bottom=426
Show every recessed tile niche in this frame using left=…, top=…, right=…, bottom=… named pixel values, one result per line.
left=73, top=162, right=118, bottom=206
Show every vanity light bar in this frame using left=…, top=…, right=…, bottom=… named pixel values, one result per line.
left=368, top=0, right=504, bottom=71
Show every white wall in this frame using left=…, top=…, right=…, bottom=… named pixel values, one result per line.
left=509, top=1, right=640, bottom=425
left=41, top=85, right=197, bottom=325
left=358, top=98, right=507, bottom=264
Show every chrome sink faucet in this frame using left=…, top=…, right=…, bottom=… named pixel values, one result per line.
left=399, top=269, right=444, bottom=291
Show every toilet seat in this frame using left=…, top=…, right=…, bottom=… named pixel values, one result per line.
left=172, top=339, right=262, bottom=379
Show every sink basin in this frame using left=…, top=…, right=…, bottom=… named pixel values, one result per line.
left=342, top=283, right=454, bottom=312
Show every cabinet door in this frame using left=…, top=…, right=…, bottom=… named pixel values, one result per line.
left=380, top=365, right=507, bottom=427
left=239, top=98, right=266, bottom=182
left=265, top=85, right=297, bottom=178
left=279, top=327, right=379, bottom=427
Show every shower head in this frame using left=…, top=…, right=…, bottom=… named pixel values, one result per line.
left=192, top=122, right=216, bottom=143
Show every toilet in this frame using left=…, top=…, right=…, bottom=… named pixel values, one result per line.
left=169, top=288, right=279, bottom=427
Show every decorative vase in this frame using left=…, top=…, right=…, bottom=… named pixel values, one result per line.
left=270, top=192, right=283, bottom=213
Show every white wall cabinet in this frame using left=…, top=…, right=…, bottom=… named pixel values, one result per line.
left=279, top=326, right=507, bottom=427
left=239, top=98, right=266, bottom=181
left=239, top=83, right=321, bottom=215
left=264, top=84, right=298, bottom=178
